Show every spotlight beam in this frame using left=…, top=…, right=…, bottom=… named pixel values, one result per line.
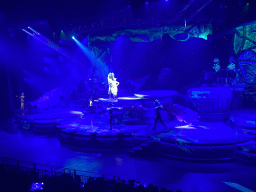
left=73, top=38, right=109, bottom=79
left=39, top=36, right=82, bottom=65
left=172, top=0, right=195, bottom=21
left=22, top=29, right=82, bottom=65
left=73, top=38, right=99, bottom=63
left=188, top=0, right=213, bottom=21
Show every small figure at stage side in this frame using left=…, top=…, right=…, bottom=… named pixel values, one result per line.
left=153, top=100, right=167, bottom=130
left=16, top=93, right=25, bottom=113
left=108, top=73, right=119, bottom=100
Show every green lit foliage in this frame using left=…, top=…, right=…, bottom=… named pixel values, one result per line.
left=234, top=22, right=256, bottom=85
left=87, top=23, right=212, bottom=44
left=239, top=51, right=256, bottom=83
left=234, top=34, right=243, bottom=54
left=234, top=22, right=256, bottom=54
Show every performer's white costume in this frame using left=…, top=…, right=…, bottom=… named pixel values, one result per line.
left=108, top=73, right=119, bottom=98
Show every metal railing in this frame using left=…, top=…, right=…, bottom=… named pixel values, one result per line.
left=0, top=156, right=120, bottom=184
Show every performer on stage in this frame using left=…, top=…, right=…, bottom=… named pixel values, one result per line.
left=213, top=58, right=221, bottom=72
left=153, top=100, right=167, bottom=130
left=226, top=57, right=236, bottom=84
left=108, top=73, right=119, bottom=100
left=16, top=93, right=25, bottom=112
left=227, top=57, right=236, bottom=70
left=213, top=58, right=223, bottom=83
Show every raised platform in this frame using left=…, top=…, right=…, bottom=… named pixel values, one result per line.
left=14, top=108, right=83, bottom=133
left=187, top=87, right=233, bottom=122
left=56, top=113, right=255, bottom=163
left=135, top=90, right=178, bottom=99
left=14, top=105, right=256, bottom=164
left=154, top=122, right=253, bottom=162
left=229, top=108, right=256, bottom=129
left=56, top=112, right=152, bottom=148
left=98, top=97, right=144, bottom=108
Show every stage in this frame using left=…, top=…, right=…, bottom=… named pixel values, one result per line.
left=14, top=104, right=256, bottom=164
left=10, top=87, right=255, bottom=164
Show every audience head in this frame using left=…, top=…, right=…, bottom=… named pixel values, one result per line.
left=0, top=163, right=178, bottom=192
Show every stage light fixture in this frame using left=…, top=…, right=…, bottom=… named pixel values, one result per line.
left=22, top=29, right=34, bottom=36
left=72, top=36, right=75, bottom=39
left=27, top=27, right=39, bottom=35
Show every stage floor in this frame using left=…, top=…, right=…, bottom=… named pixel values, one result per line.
left=15, top=108, right=253, bottom=145
left=1, top=119, right=256, bottom=192
left=58, top=113, right=252, bottom=143
left=3, top=106, right=256, bottom=191
left=13, top=107, right=256, bottom=165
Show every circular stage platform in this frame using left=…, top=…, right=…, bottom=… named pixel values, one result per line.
left=14, top=108, right=83, bottom=134
left=55, top=114, right=255, bottom=163
left=56, top=113, right=152, bottom=148
left=235, top=141, right=256, bottom=166
left=98, top=97, right=144, bottom=107
left=153, top=122, right=253, bottom=162
left=14, top=106, right=256, bottom=164
left=135, top=90, right=178, bottom=99
left=229, top=108, right=256, bottom=129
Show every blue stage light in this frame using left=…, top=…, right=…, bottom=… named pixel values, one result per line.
left=72, top=36, right=75, bottom=39
left=145, top=2, right=148, bottom=4
left=73, top=38, right=109, bottom=81
left=27, top=27, right=39, bottom=35
left=22, top=29, right=34, bottom=36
